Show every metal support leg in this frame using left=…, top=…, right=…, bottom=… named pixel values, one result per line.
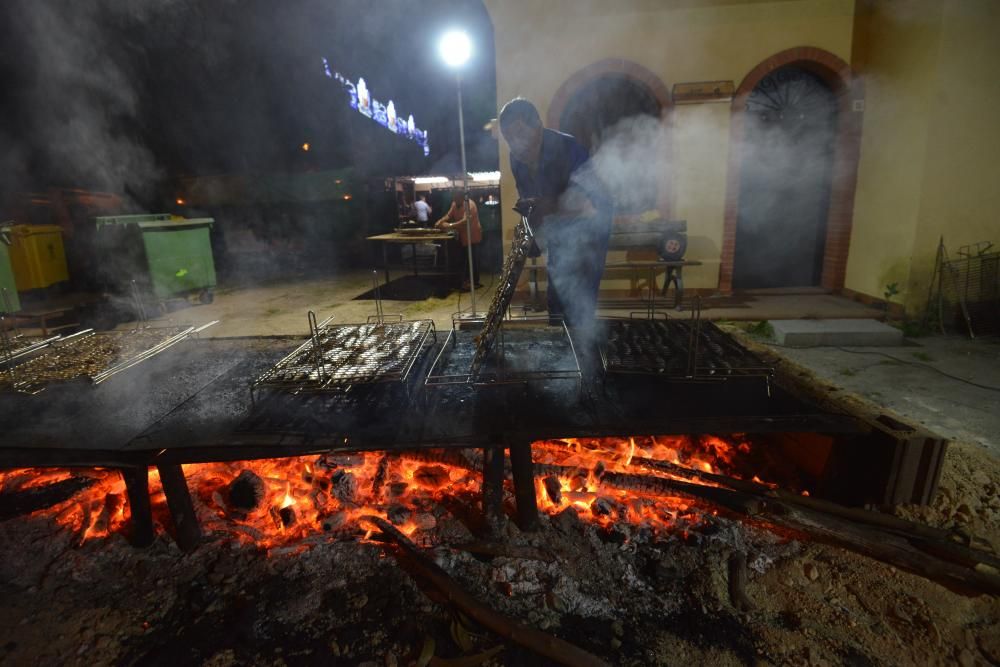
left=661, top=266, right=685, bottom=310
left=482, top=446, right=506, bottom=536
left=121, top=466, right=155, bottom=548
left=156, top=463, right=202, bottom=552
left=509, top=441, right=539, bottom=531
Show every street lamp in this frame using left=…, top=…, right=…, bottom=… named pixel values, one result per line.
left=438, top=29, right=477, bottom=316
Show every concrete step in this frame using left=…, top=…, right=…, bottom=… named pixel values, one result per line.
left=770, top=318, right=903, bottom=347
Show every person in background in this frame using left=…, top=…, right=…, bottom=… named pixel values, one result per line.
left=435, top=190, right=483, bottom=290
left=413, top=193, right=432, bottom=226
left=499, top=97, right=612, bottom=343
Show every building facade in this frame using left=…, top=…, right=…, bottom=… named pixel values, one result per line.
left=484, top=0, right=1000, bottom=315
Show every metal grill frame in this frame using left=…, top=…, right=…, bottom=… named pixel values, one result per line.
left=251, top=317, right=437, bottom=400
left=426, top=315, right=582, bottom=389
left=599, top=315, right=773, bottom=383
left=0, top=324, right=215, bottom=394
left=930, top=240, right=999, bottom=338
left=471, top=214, right=537, bottom=376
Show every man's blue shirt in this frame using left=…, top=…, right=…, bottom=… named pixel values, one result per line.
left=510, top=128, right=591, bottom=202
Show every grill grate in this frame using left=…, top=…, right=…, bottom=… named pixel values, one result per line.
left=428, top=316, right=581, bottom=388
left=600, top=318, right=772, bottom=380
left=252, top=318, right=436, bottom=397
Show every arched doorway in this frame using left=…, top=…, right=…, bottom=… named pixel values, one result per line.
left=548, top=60, right=671, bottom=216
left=732, top=66, right=837, bottom=288
left=719, top=47, right=863, bottom=293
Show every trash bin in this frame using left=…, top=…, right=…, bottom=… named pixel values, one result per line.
left=0, top=228, right=21, bottom=312
left=94, top=214, right=217, bottom=303
left=3, top=224, right=69, bottom=291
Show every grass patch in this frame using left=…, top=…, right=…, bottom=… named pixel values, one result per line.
left=746, top=320, right=775, bottom=340
left=838, top=367, right=858, bottom=377
left=912, top=351, right=934, bottom=362
left=888, top=317, right=936, bottom=338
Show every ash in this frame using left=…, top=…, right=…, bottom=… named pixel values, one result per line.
left=0, top=484, right=788, bottom=666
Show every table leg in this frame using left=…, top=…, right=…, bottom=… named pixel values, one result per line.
left=674, top=267, right=685, bottom=310
left=661, top=267, right=684, bottom=310
left=647, top=266, right=655, bottom=319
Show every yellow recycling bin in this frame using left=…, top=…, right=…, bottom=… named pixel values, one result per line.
left=4, top=224, right=69, bottom=290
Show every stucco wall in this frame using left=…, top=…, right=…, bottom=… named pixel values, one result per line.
left=844, top=0, right=941, bottom=309
left=908, top=0, right=1000, bottom=312
left=484, top=0, right=856, bottom=291
left=846, top=0, right=1000, bottom=314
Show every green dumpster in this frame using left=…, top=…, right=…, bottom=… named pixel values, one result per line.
left=94, top=214, right=216, bottom=303
left=0, top=227, right=21, bottom=313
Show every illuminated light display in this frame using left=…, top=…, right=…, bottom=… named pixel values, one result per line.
left=322, top=58, right=430, bottom=156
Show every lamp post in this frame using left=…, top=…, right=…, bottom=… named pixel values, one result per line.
left=438, top=29, right=477, bottom=316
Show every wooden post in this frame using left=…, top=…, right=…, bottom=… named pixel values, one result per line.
left=509, top=441, right=539, bottom=531
left=120, top=466, right=155, bottom=548
left=482, top=446, right=505, bottom=536
left=156, top=463, right=202, bottom=552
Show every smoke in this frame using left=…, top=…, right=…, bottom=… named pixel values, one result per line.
left=535, top=72, right=839, bottom=349
left=5, top=2, right=163, bottom=206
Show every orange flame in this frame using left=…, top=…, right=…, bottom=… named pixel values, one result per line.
left=0, top=434, right=797, bottom=548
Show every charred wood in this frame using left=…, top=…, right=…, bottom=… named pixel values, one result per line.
left=0, top=476, right=95, bottom=520
left=157, top=463, right=203, bottom=552
left=226, top=470, right=266, bottom=514
left=600, top=471, right=1000, bottom=596
left=728, top=551, right=754, bottom=612
left=361, top=515, right=610, bottom=667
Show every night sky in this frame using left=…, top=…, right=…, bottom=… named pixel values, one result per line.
left=0, top=0, right=497, bottom=210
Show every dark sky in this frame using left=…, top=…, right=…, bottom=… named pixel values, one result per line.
left=0, top=0, right=497, bottom=208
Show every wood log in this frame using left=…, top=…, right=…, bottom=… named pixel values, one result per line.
left=157, top=463, right=202, bottom=552
left=121, top=466, right=155, bottom=548
left=599, top=472, right=1000, bottom=596
left=370, top=453, right=391, bottom=500
left=0, top=476, right=95, bottom=520
left=541, top=439, right=1000, bottom=574
left=728, top=551, right=754, bottom=612
left=361, top=515, right=610, bottom=667
left=631, top=456, right=1000, bottom=573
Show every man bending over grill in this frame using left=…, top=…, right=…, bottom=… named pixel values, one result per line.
left=499, top=97, right=613, bottom=354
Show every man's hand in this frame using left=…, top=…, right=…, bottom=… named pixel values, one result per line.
left=515, top=197, right=556, bottom=227
left=513, top=197, right=538, bottom=217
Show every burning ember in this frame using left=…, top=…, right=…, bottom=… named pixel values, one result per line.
left=0, top=434, right=799, bottom=550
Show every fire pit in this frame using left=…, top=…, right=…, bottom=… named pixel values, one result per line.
left=0, top=319, right=949, bottom=553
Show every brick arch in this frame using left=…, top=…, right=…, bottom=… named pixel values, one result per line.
left=719, top=47, right=864, bottom=293
left=547, top=59, right=674, bottom=216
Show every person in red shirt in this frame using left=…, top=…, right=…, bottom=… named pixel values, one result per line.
left=435, top=190, right=483, bottom=289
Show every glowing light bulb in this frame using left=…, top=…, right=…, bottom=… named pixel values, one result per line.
left=439, top=30, right=471, bottom=68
